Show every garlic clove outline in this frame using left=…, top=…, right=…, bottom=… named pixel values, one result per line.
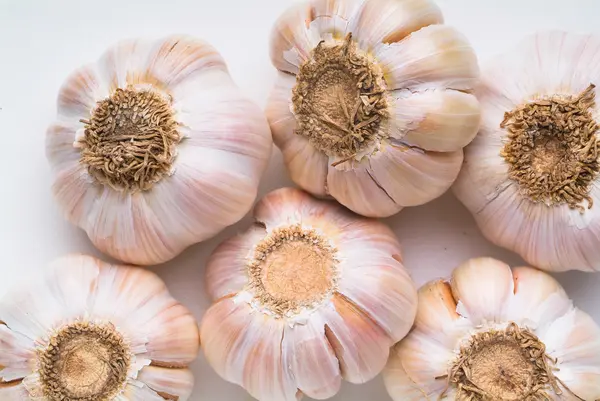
left=375, top=24, right=480, bottom=92
left=391, top=89, right=481, bottom=152
left=348, top=0, right=443, bottom=49
left=326, top=161, right=401, bottom=217
left=137, top=303, right=200, bottom=367
left=135, top=365, right=195, bottom=400
left=198, top=298, right=255, bottom=387
left=269, top=2, right=315, bottom=74
left=367, top=145, right=464, bottom=209
left=266, top=72, right=297, bottom=146
left=284, top=134, right=331, bottom=198
left=319, top=294, right=393, bottom=384
left=412, top=280, right=468, bottom=348
left=336, top=246, right=416, bottom=339
left=252, top=185, right=352, bottom=236
left=267, top=72, right=330, bottom=197
left=238, top=313, right=299, bottom=401
left=270, top=0, right=363, bottom=74
left=384, top=329, right=457, bottom=400
left=205, top=224, right=265, bottom=300
left=143, top=35, right=227, bottom=90
left=507, top=266, right=572, bottom=327
left=282, top=313, right=342, bottom=399
left=537, top=308, right=600, bottom=400
left=450, top=257, right=514, bottom=325
left=57, top=64, right=109, bottom=119
left=201, top=298, right=299, bottom=401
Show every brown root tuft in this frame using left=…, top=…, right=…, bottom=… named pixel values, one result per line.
left=247, top=224, right=339, bottom=317
left=292, top=34, right=388, bottom=158
left=501, top=84, right=600, bottom=212
left=38, top=321, right=130, bottom=401
left=80, top=87, right=180, bottom=192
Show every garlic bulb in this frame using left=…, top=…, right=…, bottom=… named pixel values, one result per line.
left=266, top=0, right=481, bottom=218
left=384, top=257, right=600, bottom=401
left=200, top=187, right=417, bottom=401
left=454, top=31, right=600, bottom=272
left=46, top=35, right=272, bottom=266
left=0, top=254, right=200, bottom=400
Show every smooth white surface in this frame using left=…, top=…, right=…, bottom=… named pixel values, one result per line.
left=1, top=1, right=600, bottom=400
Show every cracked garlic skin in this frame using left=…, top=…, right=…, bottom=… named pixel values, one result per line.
left=383, top=257, right=600, bottom=401
left=454, top=31, right=600, bottom=272
left=46, top=35, right=272, bottom=266
left=266, top=0, right=481, bottom=218
left=200, top=187, right=418, bottom=401
left=0, top=254, right=200, bottom=400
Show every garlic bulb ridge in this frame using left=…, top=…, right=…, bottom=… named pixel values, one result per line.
left=201, top=187, right=418, bottom=401
left=267, top=0, right=481, bottom=217
left=46, top=35, right=272, bottom=266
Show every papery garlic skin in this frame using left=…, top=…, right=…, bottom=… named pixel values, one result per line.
left=454, top=31, right=600, bottom=272
left=383, top=257, right=600, bottom=401
left=201, top=187, right=418, bottom=401
left=0, top=254, right=200, bottom=400
left=266, top=0, right=481, bottom=218
left=46, top=35, right=272, bottom=265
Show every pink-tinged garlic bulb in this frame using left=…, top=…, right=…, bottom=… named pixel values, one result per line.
left=46, top=35, right=272, bottom=266
left=454, top=31, right=600, bottom=272
left=383, top=258, right=600, bottom=401
left=266, top=0, right=481, bottom=218
left=0, top=254, right=200, bottom=400
left=200, top=187, right=417, bottom=401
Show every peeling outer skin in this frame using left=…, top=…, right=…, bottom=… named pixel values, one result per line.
left=325, top=156, right=399, bottom=202
left=325, top=158, right=402, bottom=218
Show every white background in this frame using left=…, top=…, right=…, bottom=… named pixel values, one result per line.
left=1, top=1, right=600, bottom=400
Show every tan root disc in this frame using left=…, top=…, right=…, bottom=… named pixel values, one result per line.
left=248, top=224, right=339, bottom=317
left=292, top=33, right=388, bottom=159
left=441, top=323, right=581, bottom=401
left=501, top=84, right=600, bottom=212
left=80, top=87, right=180, bottom=192
left=38, top=321, right=131, bottom=401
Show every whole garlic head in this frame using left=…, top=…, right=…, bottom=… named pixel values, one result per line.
left=200, top=187, right=417, bottom=401
left=454, top=31, right=600, bottom=272
left=383, top=257, right=600, bottom=401
left=46, top=35, right=272, bottom=265
left=0, top=254, right=200, bottom=400
left=266, top=0, right=481, bottom=218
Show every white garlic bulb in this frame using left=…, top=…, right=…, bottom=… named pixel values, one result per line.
left=0, top=254, right=200, bottom=400
left=266, top=0, right=481, bottom=218
left=46, top=35, right=272, bottom=266
left=384, top=257, right=600, bottom=401
left=200, top=187, right=417, bottom=401
left=454, top=31, right=600, bottom=272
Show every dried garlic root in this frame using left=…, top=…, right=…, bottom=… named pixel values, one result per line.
left=0, top=254, right=200, bottom=400
left=454, top=31, right=600, bottom=272
left=267, top=0, right=481, bottom=218
left=201, top=187, right=418, bottom=401
left=46, top=35, right=272, bottom=266
left=384, top=257, right=600, bottom=401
